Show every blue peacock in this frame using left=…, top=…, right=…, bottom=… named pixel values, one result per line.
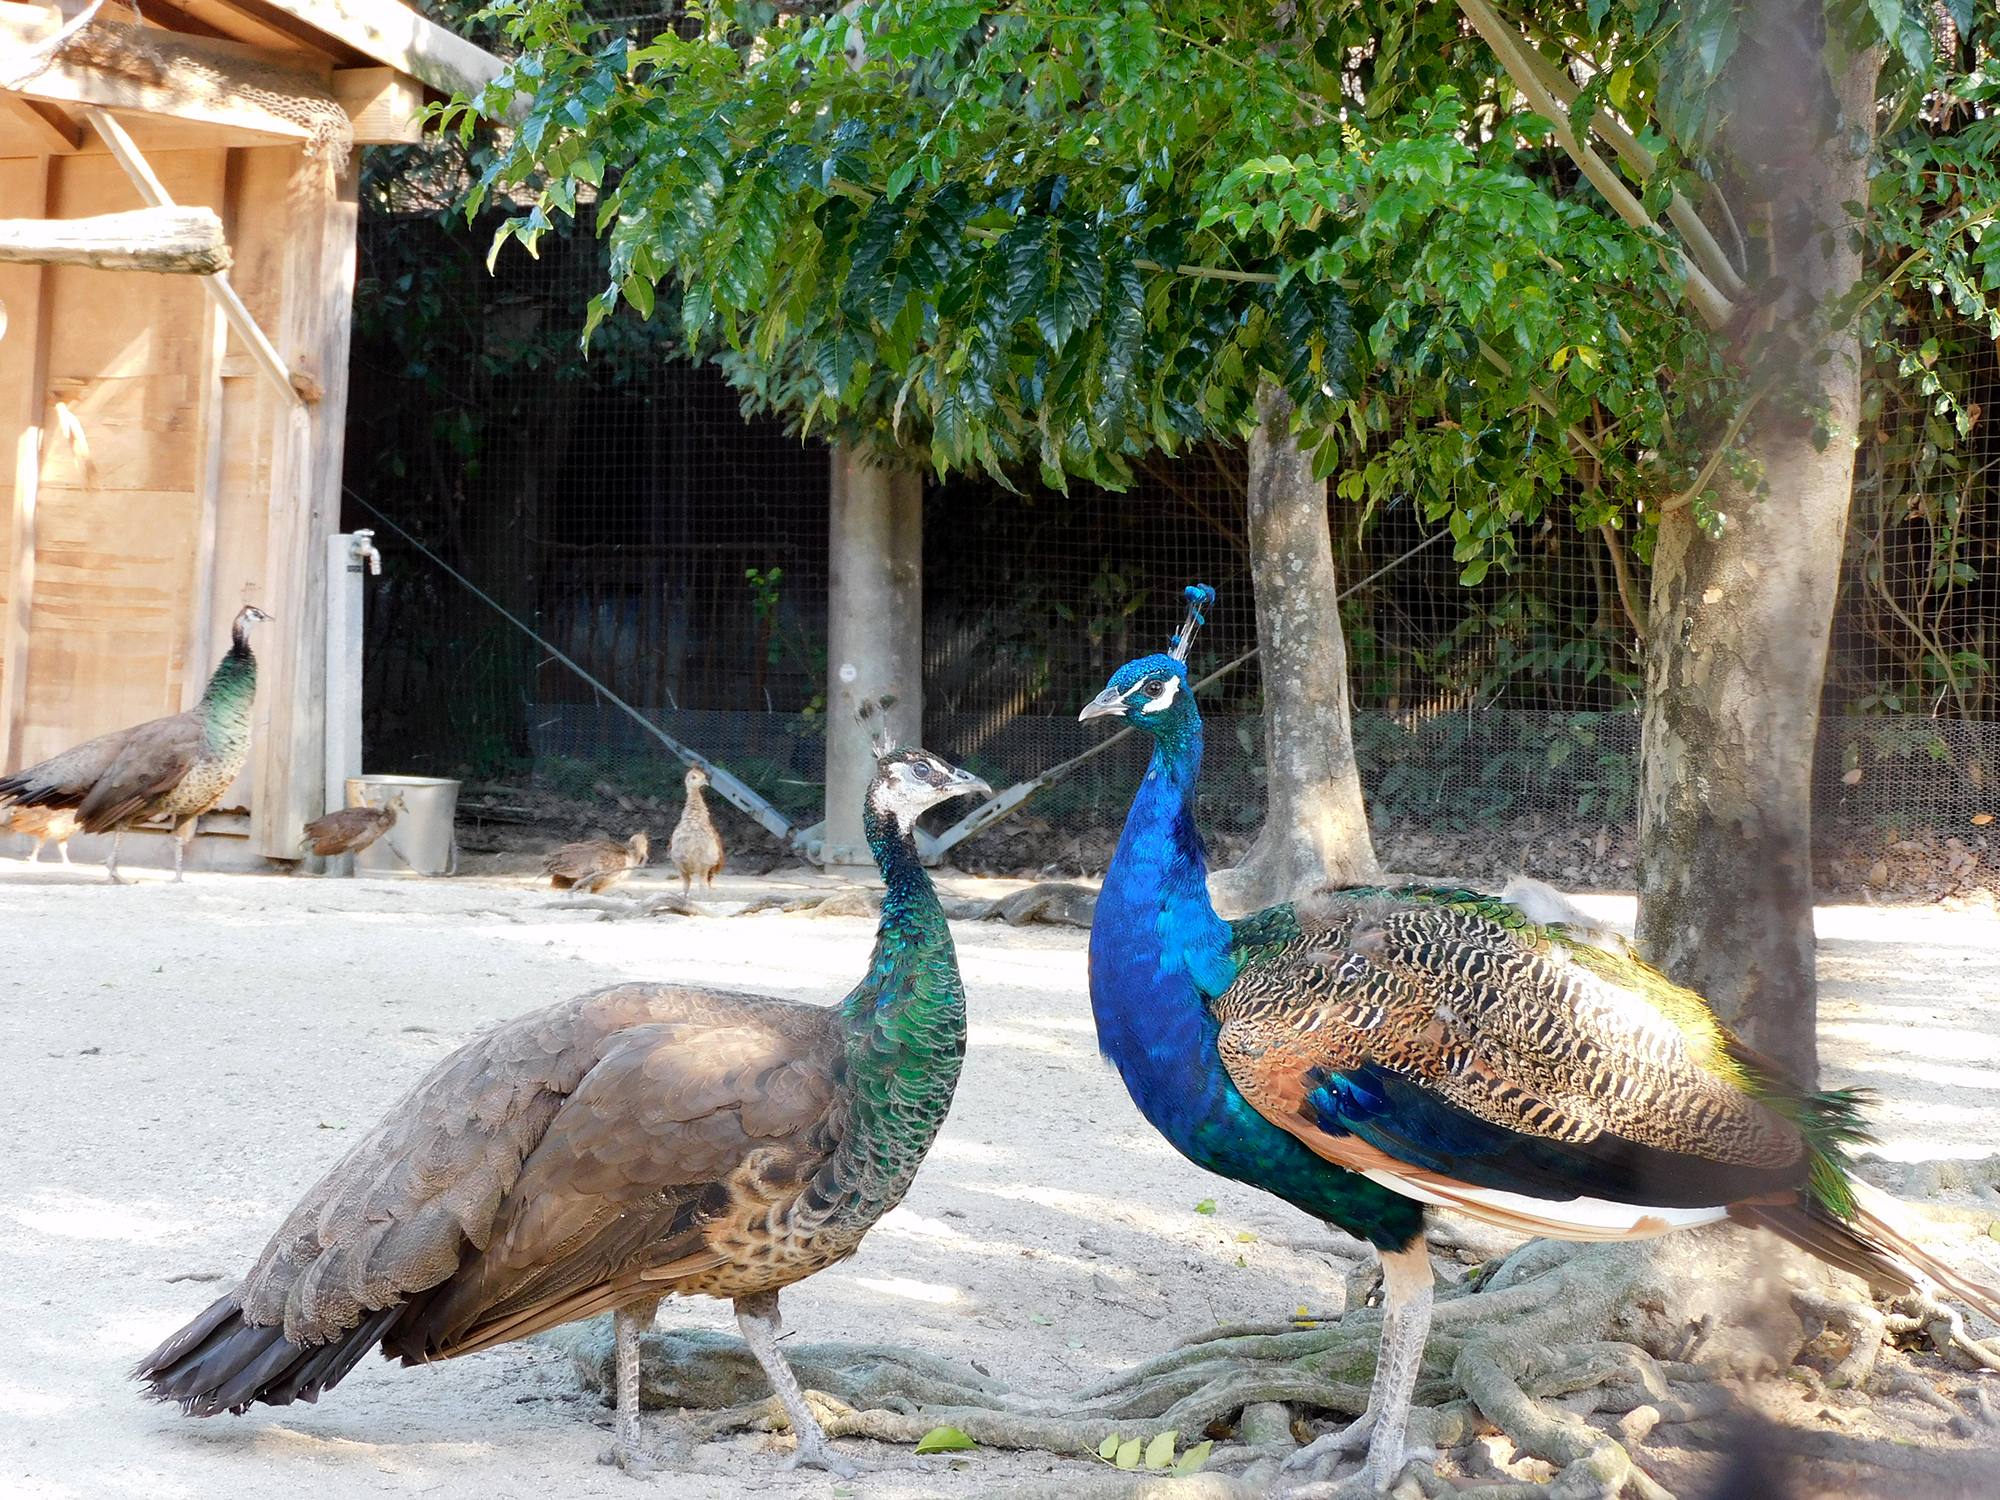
left=1082, top=584, right=2000, bottom=1491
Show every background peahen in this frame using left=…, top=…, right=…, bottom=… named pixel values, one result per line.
left=668, top=764, right=724, bottom=895
left=0, top=605, right=269, bottom=883
left=1081, top=586, right=2000, bottom=1492
left=3, top=804, right=79, bottom=865
left=544, top=829, right=649, bottom=894
left=300, top=794, right=406, bottom=859
left=134, top=747, right=990, bottom=1475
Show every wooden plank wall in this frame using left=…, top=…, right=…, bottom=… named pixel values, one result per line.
left=0, top=135, right=358, bottom=862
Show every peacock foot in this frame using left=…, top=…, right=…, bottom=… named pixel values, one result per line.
left=1283, top=1409, right=1376, bottom=1475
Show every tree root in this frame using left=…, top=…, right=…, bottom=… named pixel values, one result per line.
left=562, top=1233, right=1990, bottom=1497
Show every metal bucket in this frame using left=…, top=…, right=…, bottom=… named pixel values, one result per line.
left=345, top=775, right=459, bottom=877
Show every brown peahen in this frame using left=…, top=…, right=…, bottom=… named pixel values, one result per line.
left=0, top=605, right=269, bottom=883
left=133, top=747, right=990, bottom=1475
left=1082, top=586, right=2000, bottom=1491
left=668, top=764, right=724, bottom=895
left=545, top=830, right=649, bottom=894
left=4, top=804, right=79, bottom=865
left=300, top=794, right=406, bottom=858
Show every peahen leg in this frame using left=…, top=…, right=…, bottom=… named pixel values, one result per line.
left=735, top=1290, right=859, bottom=1477
left=603, top=1297, right=664, bottom=1472
left=106, top=831, right=123, bottom=885
left=1284, top=1238, right=1436, bottom=1486
left=172, top=816, right=198, bottom=882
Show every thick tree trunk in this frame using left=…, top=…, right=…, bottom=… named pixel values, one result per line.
left=1210, top=380, right=1380, bottom=917
left=1635, top=29, right=1880, bottom=1085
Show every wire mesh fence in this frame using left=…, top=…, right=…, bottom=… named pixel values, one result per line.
left=343, top=201, right=2000, bottom=879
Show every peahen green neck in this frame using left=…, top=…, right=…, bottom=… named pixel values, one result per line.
left=821, top=796, right=966, bottom=1219
left=197, top=621, right=259, bottom=756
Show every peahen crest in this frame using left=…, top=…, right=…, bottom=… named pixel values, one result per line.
left=853, top=693, right=901, bottom=760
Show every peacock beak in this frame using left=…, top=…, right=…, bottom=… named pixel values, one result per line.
left=1079, top=685, right=1130, bottom=722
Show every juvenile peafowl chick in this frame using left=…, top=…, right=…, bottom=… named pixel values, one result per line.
left=134, top=747, right=991, bottom=1474
left=668, top=764, right=724, bottom=895
left=4, top=804, right=80, bottom=865
left=0, top=605, right=269, bottom=883
left=1081, top=586, right=2000, bottom=1493
left=545, top=830, right=649, bottom=894
left=300, top=794, right=407, bottom=858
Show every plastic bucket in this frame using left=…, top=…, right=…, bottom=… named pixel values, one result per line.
left=345, top=775, right=459, bottom=877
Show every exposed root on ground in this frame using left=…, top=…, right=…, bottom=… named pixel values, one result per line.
left=564, top=1231, right=2000, bottom=1496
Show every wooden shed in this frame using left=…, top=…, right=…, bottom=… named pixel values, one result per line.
left=0, top=0, right=500, bottom=870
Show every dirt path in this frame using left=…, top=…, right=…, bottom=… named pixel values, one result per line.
left=2, top=865, right=1995, bottom=1499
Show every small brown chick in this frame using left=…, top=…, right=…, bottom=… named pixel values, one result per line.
left=6, top=805, right=80, bottom=865
left=667, top=765, right=724, bottom=896
left=545, top=830, right=649, bottom=894
left=301, top=793, right=407, bottom=858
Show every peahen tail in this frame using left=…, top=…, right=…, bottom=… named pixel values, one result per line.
left=1731, top=1177, right=2000, bottom=1327
left=133, top=1292, right=406, bottom=1415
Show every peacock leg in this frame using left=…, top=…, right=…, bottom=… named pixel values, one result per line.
left=735, top=1290, right=860, bottom=1478
left=105, top=831, right=123, bottom=885
left=603, top=1297, right=665, bottom=1472
left=1283, top=1238, right=1435, bottom=1487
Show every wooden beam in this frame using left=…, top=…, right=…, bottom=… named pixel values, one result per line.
left=0, top=95, right=83, bottom=153
left=254, top=144, right=358, bottom=859
left=0, top=11, right=335, bottom=146
left=0, top=207, right=231, bottom=273
left=334, top=65, right=424, bottom=145
left=235, top=0, right=503, bottom=100
left=83, top=108, right=303, bottom=408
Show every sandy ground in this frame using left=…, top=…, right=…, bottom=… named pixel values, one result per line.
left=2, top=860, right=1997, bottom=1500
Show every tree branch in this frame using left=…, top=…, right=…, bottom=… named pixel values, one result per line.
left=1453, top=0, right=1738, bottom=330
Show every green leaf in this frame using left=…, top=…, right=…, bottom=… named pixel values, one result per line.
left=915, top=1426, right=978, bottom=1453
left=1098, top=1434, right=1123, bottom=1461
left=1194, top=1199, right=1216, bottom=1215
left=1144, top=1431, right=1178, bottom=1469
left=1173, top=1440, right=1215, bottom=1476
left=1115, top=1438, right=1143, bottom=1469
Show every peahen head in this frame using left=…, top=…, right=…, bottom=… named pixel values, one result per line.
left=1078, top=583, right=1214, bottom=752
left=684, top=764, right=710, bottom=792
left=866, top=749, right=991, bottom=839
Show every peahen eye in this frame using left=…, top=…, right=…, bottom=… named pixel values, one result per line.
left=912, top=762, right=935, bottom=781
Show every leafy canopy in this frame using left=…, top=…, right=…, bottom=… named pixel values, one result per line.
left=451, top=0, right=2000, bottom=583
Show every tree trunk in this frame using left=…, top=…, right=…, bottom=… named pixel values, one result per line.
left=1635, top=28, right=1880, bottom=1085
left=1210, top=379, right=1380, bottom=917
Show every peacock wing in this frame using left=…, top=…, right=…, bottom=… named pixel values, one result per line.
left=0, top=723, right=138, bottom=808
left=391, top=1008, right=845, bottom=1358
left=1213, top=891, right=1810, bottom=1236
left=72, top=714, right=204, bottom=831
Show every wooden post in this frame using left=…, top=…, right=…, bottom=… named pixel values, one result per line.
left=252, top=145, right=358, bottom=859
left=0, top=158, right=54, bottom=774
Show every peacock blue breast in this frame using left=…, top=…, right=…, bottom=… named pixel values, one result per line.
left=1087, top=728, right=1421, bottom=1247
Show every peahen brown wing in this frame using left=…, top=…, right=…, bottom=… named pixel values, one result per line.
left=137, top=982, right=848, bottom=1411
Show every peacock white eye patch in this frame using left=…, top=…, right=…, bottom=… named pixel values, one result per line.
left=1136, top=675, right=1180, bottom=713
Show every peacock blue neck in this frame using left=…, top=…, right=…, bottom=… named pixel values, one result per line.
left=1089, top=707, right=1424, bottom=1247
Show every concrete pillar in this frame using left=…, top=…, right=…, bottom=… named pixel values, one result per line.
left=822, top=445, right=923, bottom=869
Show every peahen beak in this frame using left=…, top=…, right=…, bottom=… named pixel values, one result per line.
left=1079, top=685, right=1130, bottom=722
left=944, top=767, right=993, bottom=802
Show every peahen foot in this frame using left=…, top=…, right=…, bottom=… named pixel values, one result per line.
left=736, top=1290, right=869, bottom=1480
left=779, top=1430, right=864, bottom=1478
